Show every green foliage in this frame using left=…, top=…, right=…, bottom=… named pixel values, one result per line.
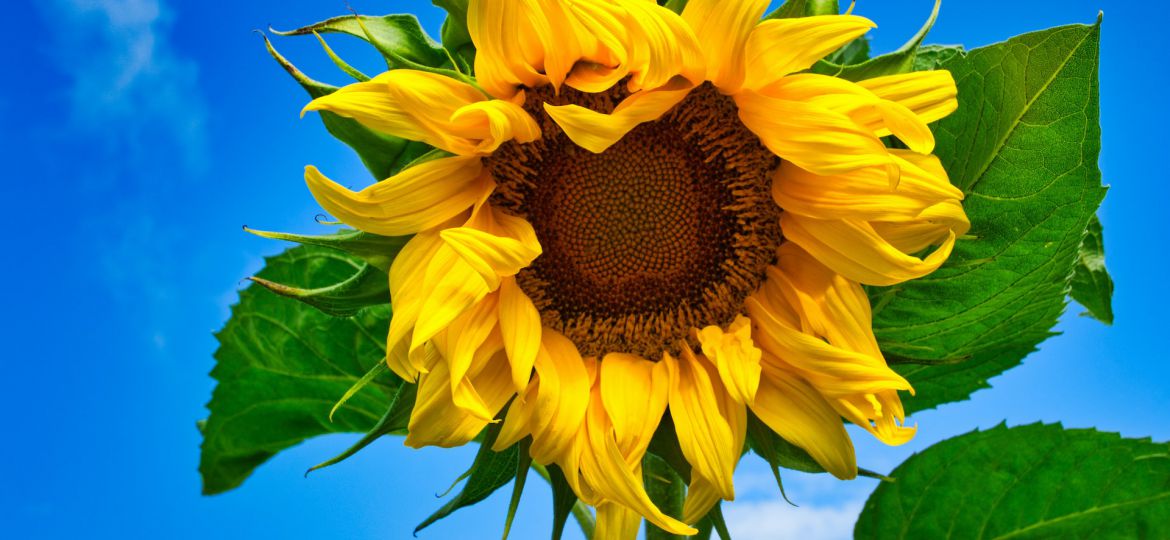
left=244, top=228, right=407, bottom=273
left=248, top=263, right=388, bottom=318
left=644, top=453, right=687, bottom=540
left=1070, top=214, right=1115, bottom=324
left=764, top=0, right=839, bottom=19
left=432, top=0, right=476, bottom=72
left=855, top=424, right=1170, bottom=539
left=271, top=14, right=448, bottom=70
left=416, top=422, right=521, bottom=534
left=813, top=0, right=941, bottom=81
left=200, top=245, right=396, bottom=494
left=873, top=22, right=1108, bottom=414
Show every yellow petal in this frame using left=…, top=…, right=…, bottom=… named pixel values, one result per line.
left=410, top=242, right=493, bottom=360
left=858, top=70, right=958, bottom=125
left=599, top=353, right=669, bottom=460
left=665, top=348, right=742, bottom=500
left=773, top=151, right=965, bottom=223
left=304, top=157, right=488, bottom=237
left=440, top=208, right=542, bottom=289
left=742, top=15, right=876, bottom=89
left=594, top=503, right=642, bottom=540
left=498, top=277, right=542, bottom=393
left=544, top=85, right=692, bottom=153
left=406, top=348, right=515, bottom=448
left=695, top=316, right=762, bottom=404
left=735, top=89, right=894, bottom=178
left=759, top=74, right=934, bottom=154
left=493, top=376, right=539, bottom=451
left=781, top=213, right=956, bottom=286
left=385, top=231, right=447, bottom=380
left=527, top=330, right=591, bottom=463
left=752, top=364, right=857, bottom=479
left=681, top=0, right=769, bottom=92
left=443, top=293, right=501, bottom=421
left=832, top=390, right=917, bottom=446
left=613, top=0, right=705, bottom=90
left=681, top=476, right=721, bottom=525
left=581, top=387, right=696, bottom=536
left=302, top=70, right=538, bottom=155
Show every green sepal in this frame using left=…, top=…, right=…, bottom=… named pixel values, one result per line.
left=304, top=380, right=415, bottom=475
left=855, top=423, right=1170, bottom=539
left=534, top=463, right=594, bottom=540
left=415, top=421, right=521, bottom=534
left=200, top=245, right=397, bottom=494
left=248, top=261, right=388, bottom=318
left=311, top=31, right=370, bottom=82
left=501, top=439, right=533, bottom=540
left=661, top=0, right=689, bottom=14
left=812, top=0, right=940, bottom=81
left=271, top=13, right=448, bottom=70
left=259, top=33, right=431, bottom=179
left=432, top=0, right=476, bottom=73
left=1070, top=213, right=1115, bottom=324
left=244, top=227, right=407, bottom=273
left=764, top=0, right=839, bottom=20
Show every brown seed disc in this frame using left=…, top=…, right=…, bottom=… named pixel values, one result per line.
left=485, top=82, right=782, bottom=359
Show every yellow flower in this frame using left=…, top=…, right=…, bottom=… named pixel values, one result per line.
left=300, top=0, right=968, bottom=536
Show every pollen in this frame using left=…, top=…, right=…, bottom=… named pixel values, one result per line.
left=486, top=83, right=783, bottom=358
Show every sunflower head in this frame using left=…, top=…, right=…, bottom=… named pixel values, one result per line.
left=299, top=0, right=967, bottom=536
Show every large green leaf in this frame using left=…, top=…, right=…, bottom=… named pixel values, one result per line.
left=432, top=0, right=476, bottom=72
left=872, top=22, right=1105, bottom=413
left=855, top=423, right=1170, bottom=539
left=200, top=245, right=395, bottom=494
left=261, top=34, right=430, bottom=180
left=1069, top=214, right=1114, bottom=324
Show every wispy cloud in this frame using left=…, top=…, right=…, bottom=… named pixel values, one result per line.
left=42, top=0, right=207, bottom=171
left=725, top=498, right=864, bottom=540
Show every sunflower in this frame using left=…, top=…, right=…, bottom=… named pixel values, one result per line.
left=300, top=0, right=967, bottom=536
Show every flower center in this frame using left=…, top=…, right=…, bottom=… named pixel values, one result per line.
left=486, top=83, right=782, bottom=359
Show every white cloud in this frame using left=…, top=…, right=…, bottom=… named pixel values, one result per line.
left=42, top=0, right=207, bottom=171
left=724, top=498, right=864, bottom=540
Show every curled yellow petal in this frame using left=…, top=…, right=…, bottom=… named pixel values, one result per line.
left=406, top=347, right=514, bottom=448
left=695, top=316, right=762, bottom=404
left=858, top=70, right=958, bottom=125
left=681, top=476, right=721, bottom=525
left=681, top=0, right=769, bottom=92
left=665, top=348, right=743, bottom=501
left=735, top=89, right=894, bottom=178
left=752, top=364, right=858, bottom=479
left=440, top=208, right=542, bottom=289
left=742, top=15, right=876, bottom=89
left=498, top=277, right=542, bottom=393
left=302, top=70, right=538, bottom=155
left=527, top=330, right=591, bottom=463
left=544, top=85, right=692, bottom=153
left=781, top=213, right=956, bottom=287
left=599, top=353, right=669, bottom=459
left=304, top=156, right=488, bottom=237
left=594, top=502, right=642, bottom=540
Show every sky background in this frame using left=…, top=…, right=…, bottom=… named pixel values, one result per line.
left=1, top=1, right=1164, bottom=538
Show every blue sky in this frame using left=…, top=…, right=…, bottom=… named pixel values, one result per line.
left=1, top=1, right=1164, bottom=538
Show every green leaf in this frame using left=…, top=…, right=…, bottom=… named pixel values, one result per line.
left=200, top=245, right=396, bottom=494
left=912, top=44, right=966, bottom=70
left=248, top=261, right=388, bottom=318
left=311, top=31, right=370, bottom=82
left=813, top=0, right=940, bottom=81
left=244, top=227, right=407, bottom=273
left=872, top=22, right=1106, bottom=413
left=260, top=33, right=431, bottom=179
left=1069, top=214, right=1114, bottom=324
left=824, top=36, right=871, bottom=66
left=855, top=423, right=1170, bottom=539
left=662, top=0, right=689, bottom=14
left=271, top=13, right=448, bottom=70
left=644, top=453, right=687, bottom=540
left=415, top=422, right=520, bottom=534
left=764, top=0, right=839, bottom=19
left=432, top=0, right=476, bottom=72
